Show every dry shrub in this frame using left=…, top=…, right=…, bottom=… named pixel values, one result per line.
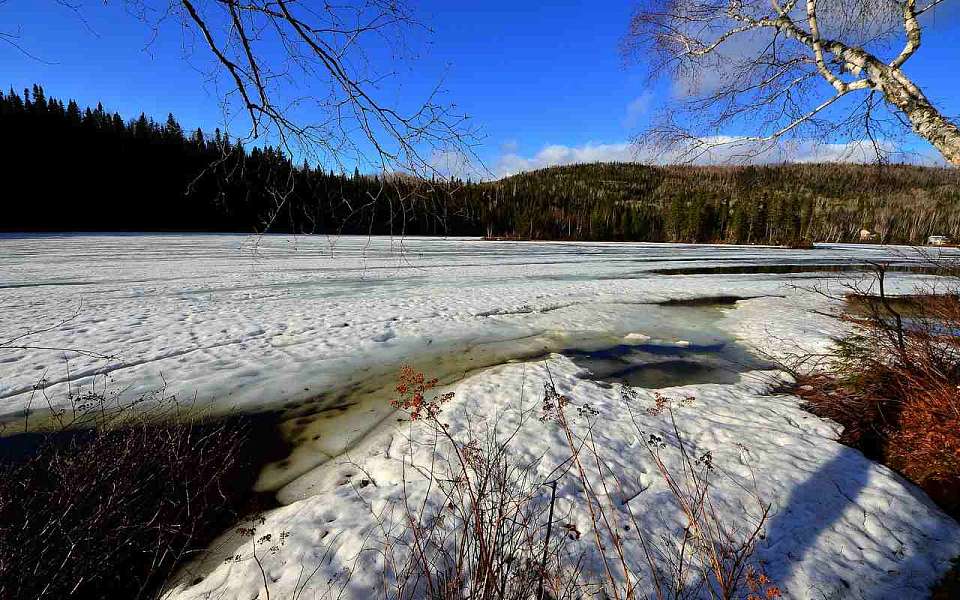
left=932, top=556, right=960, bottom=600
left=794, top=371, right=893, bottom=454
left=386, top=367, right=774, bottom=600
left=798, top=264, right=960, bottom=516
left=0, top=389, right=271, bottom=599
left=383, top=369, right=574, bottom=600
left=783, top=238, right=814, bottom=250
left=884, top=378, right=960, bottom=511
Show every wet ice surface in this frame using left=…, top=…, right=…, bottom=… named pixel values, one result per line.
left=1, top=233, right=954, bottom=420
left=2, top=233, right=960, bottom=599
left=561, top=308, right=773, bottom=389
left=566, top=341, right=762, bottom=388
left=254, top=303, right=778, bottom=493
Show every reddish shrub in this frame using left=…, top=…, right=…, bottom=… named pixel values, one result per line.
left=886, top=384, right=960, bottom=512
left=798, top=268, right=960, bottom=518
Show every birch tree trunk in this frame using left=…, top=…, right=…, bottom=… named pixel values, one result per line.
left=873, top=72, right=960, bottom=165
left=779, top=15, right=960, bottom=166
left=625, top=0, right=960, bottom=166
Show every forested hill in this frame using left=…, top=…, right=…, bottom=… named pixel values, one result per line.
left=472, top=162, right=960, bottom=244
left=3, top=84, right=959, bottom=244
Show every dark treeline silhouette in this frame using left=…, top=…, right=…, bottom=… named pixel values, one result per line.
left=0, top=85, right=480, bottom=235
left=3, top=85, right=959, bottom=244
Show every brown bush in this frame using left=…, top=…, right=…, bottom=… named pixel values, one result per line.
left=783, top=238, right=815, bottom=250
left=932, top=557, right=960, bottom=600
left=0, top=393, right=277, bottom=599
left=798, top=264, right=960, bottom=517
left=886, top=382, right=960, bottom=511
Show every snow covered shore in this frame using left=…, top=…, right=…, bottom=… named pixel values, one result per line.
left=2, top=233, right=959, bottom=598
left=166, top=359, right=960, bottom=599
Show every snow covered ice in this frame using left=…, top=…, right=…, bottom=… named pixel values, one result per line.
left=1, top=233, right=959, bottom=598
left=2, top=233, right=951, bottom=418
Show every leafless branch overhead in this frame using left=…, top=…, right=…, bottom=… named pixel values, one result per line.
left=119, top=0, right=481, bottom=176
left=624, top=0, right=960, bottom=164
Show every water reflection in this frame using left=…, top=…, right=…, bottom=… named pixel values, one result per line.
left=562, top=339, right=772, bottom=388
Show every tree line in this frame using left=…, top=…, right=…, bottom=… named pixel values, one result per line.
left=0, top=85, right=479, bottom=236
left=473, top=162, right=960, bottom=244
left=2, top=85, right=959, bottom=245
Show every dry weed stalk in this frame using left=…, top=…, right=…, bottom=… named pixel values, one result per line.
left=381, top=366, right=579, bottom=600
left=545, top=375, right=776, bottom=600
left=382, top=366, right=777, bottom=600
left=0, top=383, right=257, bottom=600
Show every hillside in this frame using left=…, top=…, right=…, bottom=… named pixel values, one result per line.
left=469, top=162, right=960, bottom=244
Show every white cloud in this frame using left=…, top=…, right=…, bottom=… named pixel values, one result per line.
left=488, top=136, right=943, bottom=178
left=495, top=142, right=637, bottom=177
left=430, top=132, right=944, bottom=181
left=623, top=93, right=653, bottom=128
left=500, top=140, right=519, bottom=154
left=669, top=28, right=770, bottom=98
left=676, top=136, right=889, bottom=164
left=428, top=149, right=488, bottom=180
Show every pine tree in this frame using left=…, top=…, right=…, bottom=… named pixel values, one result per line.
left=66, top=100, right=81, bottom=126
left=163, top=113, right=184, bottom=143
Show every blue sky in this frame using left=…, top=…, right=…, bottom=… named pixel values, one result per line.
left=2, top=1, right=958, bottom=175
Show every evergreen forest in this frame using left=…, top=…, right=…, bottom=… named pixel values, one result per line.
left=3, top=85, right=959, bottom=245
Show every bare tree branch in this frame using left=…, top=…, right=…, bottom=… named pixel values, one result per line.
left=624, top=0, right=960, bottom=165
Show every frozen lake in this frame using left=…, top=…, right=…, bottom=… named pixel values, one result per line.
left=2, top=233, right=959, bottom=599
left=1, top=233, right=953, bottom=419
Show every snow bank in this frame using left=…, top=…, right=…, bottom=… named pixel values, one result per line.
left=164, top=357, right=960, bottom=599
